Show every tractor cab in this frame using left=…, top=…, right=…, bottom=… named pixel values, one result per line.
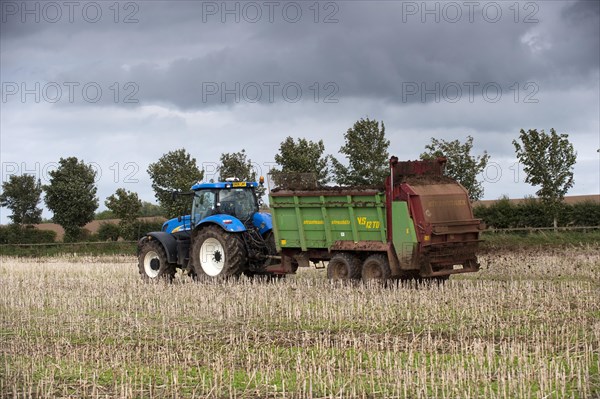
left=190, top=181, right=260, bottom=224
left=161, top=181, right=263, bottom=234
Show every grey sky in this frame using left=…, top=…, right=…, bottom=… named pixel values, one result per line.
left=1, top=0, right=599, bottom=223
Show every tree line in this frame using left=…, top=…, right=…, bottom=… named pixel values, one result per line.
left=474, top=197, right=599, bottom=229
left=1, top=118, right=581, bottom=242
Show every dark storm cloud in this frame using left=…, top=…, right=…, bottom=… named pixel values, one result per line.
left=3, top=1, right=597, bottom=110
left=562, top=0, right=600, bottom=23
left=558, top=0, right=600, bottom=75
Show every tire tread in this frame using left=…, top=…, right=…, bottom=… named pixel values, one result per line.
left=192, top=225, right=247, bottom=279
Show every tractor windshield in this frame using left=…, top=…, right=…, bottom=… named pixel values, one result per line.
left=218, top=188, right=257, bottom=221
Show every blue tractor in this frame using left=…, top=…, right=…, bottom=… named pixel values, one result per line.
left=137, top=179, right=279, bottom=281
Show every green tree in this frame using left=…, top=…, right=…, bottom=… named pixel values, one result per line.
left=147, top=149, right=204, bottom=217
left=515, top=196, right=553, bottom=228
left=420, top=135, right=490, bottom=201
left=97, top=222, right=120, bottom=241
left=271, top=137, right=330, bottom=186
left=513, top=128, right=577, bottom=229
left=95, top=210, right=115, bottom=220
left=105, top=188, right=142, bottom=240
left=217, top=149, right=268, bottom=200
left=139, top=201, right=166, bottom=217
left=0, top=174, right=43, bottom=225
left=332, top=118, right=390, bottom=186
left=473, top=195, right=516, bottom=229
left=218, top=149, right=256, bottom=181
left=571, top=201, right=600, bottom=227
left=44, top=157, right=98, bottom=241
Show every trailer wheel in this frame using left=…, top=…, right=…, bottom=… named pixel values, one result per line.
left=361, top=254, right=391, bottom=283
left=138, top=240, right=175, bottom=282
left=327, top=253, right=361, bottom=281
left=192, top=225, right=246, bottom=279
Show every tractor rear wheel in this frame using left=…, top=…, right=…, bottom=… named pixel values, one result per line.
left=138, top=240, right=175, bottom=282
left=327, top=253, right=361, bottom=281
left=192, top=226, right=247, bottom=280
left=361, top=254, right=391, bottom=284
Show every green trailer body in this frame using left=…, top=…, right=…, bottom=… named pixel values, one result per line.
left=268, top=161, right=482, bottom=280
left=270, top=190, right=386, bottom=249
left=270, top=190, right=419, bottom=270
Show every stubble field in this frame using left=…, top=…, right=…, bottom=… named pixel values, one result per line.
left=1, top=247, right=599, bottom=398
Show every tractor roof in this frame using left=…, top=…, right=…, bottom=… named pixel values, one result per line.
left=191, top=181, right=259, bottom=191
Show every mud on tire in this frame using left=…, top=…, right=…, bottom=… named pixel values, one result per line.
left=192, top=225, right=247, bottom=280
left=327, top=253, right=361, bottom=281
left=138, top=240, right=176, bottom=282
left=361, top=254, right=391, bottom=284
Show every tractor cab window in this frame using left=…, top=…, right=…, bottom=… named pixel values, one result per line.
left=218, top=188, right=256, bottom=221
left=192, top=190, right=216, bottom=224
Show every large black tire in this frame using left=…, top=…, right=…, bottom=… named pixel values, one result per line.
left=361, top=254, right=391, bottom=284
left=192, top=225, right=247, bottom=280
left=138, top=240, right=176, bottom=282
left=327, top=253, right=361, bottom=281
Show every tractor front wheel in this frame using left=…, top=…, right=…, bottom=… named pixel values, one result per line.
left=192, top=226, right=247, bottom=280
left=138, top=240, right=175, bottom=282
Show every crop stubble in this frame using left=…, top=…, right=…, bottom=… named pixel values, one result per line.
left=0, top=248, right=599, bottom=398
